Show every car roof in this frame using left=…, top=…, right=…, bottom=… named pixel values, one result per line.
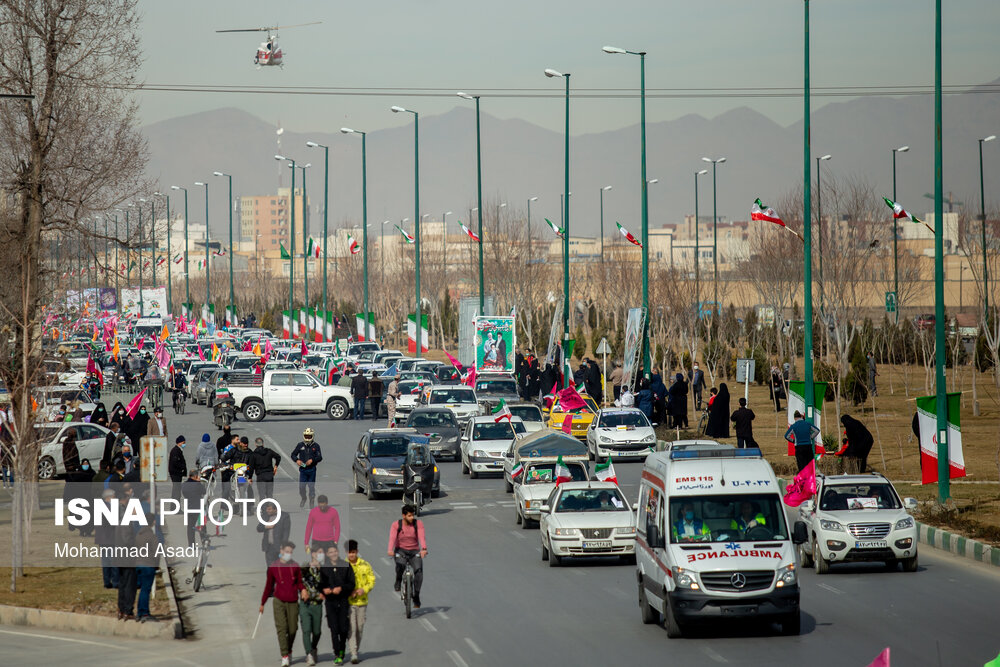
left=368, top=427, right=417, bottom=435
left=470, top=415, right=524, bottom=423
left=820, top=473, right=890, bottom=484
left=554, top=481, right=620, bottom=491
left=597, top=407, right=644, bottom=415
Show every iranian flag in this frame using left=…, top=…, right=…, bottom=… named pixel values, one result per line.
left=173, top=253, right=184, bottom=264
left=143, top=260, right=151, bottom=269
left=594, top=459, right=617, bottom=484
left=459, top=221, right=480, bottom=242
left=156, top=256, right=166, bottom=267
left=492, top=398, right=512, bottom=422
left=544, top=218, right=565, bottom=239
left=883, top=196, right=921, bottom=223
left=751, top=198, right=785, bottom=226
left=280, top=243, right=291, bottom=260
left=308, top=237, right=321, bottom=258
left=916, top=393, right=966, bottom=484
left=554, top=456, right=572, bottom=485
left=347, top=235, right=361, bottom=255
left=395, top=224, right=415, bottom=244
left=197, top=259, right=207, bottom=270
left=510, top=462, right=524, bottom=480
left=213, top=249, right=227, bottom=257
left=615, top=222, right=642, bottom=248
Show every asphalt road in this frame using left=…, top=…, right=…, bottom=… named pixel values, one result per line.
left=5, top=402, right=1000, bottom=666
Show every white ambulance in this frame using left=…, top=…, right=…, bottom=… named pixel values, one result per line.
left=635, top=445, right=808, bottom=637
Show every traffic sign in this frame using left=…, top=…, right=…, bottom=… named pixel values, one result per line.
left=736, top=358, right=756, bottom=383
left=885, top=291, right=897, bottom=313
left=595, top=337, right=611, bottom=355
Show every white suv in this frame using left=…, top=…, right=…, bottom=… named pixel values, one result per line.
left=797, top=473, right=919, bottom=573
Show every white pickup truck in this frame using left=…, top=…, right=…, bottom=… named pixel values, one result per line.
left=228, top=370, right=354, bottom=421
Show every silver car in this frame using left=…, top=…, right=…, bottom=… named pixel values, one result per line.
left=37, top=422, right=112, bottom=479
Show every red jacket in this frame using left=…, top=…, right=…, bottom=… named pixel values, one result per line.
left=260, top=560, right=304, bottom=605
left=304, top=506, right=341, bottom=545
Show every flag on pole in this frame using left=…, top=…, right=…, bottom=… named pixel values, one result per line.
left=556, top=386, right=587, bottom=413
left=156, top=256, right=166, bottom=267
left=594, top=459, right=617, bottom=484
left=173, top=253, right=183, bottom=264
left=459, top=221, right=480, bottom=242
left=444, top=351, right=465, bottom=373
left=395, top=224, right=415, bottom=244
left=160, top=324, right=169, bottom=341
left=561, top=414, right=573, bottom=434
left=347, top=235, right=361, bottom=255
left=280, top=243, right=291, bottom=260
left=211, top=343, right=220, bottom=361
left=212, top=249, right=226, bottom=257
left=308, top=237, right=321, bottom=258
left=510, top=461, right=524, bottom=480
left=554, top=455, right=572, bottom=484
left=125, top=387, right=147, bottom=419
left=112, top=337, right=120, bottom=363
left=782, top=459, right=817, bottom=507
left=916, top=393, right=966, bottom=484
left=544, top=218, right=565, bottom=239
left=197, top=259, right=207, bottom=270
left=252, top=341, right=261, bottom=356
left=197, top=345, right=205, bottom=361
left=492, top=399, right=512, bottom=422
left=883, top=196, right=921, bottom=224
left=86, top=354, right=104, bottom=386
left=615, top=222, right=642, bottom=248
left=751, top=198, right=785, bottom=226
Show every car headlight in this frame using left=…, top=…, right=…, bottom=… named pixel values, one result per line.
left=472, top=450, right=489, bottom=458
left=553, top=527, right=580, bottom=536
left=895, top=517, right=914, bottom=530
left=641, top=433, right=656, bottom=444
left=599, top=436, right=611, bottom=444
left=524, top=500, right=539, bottom=509
left=615, top=526, right=636, bottom=535
left=371, top=468, right=388, bottom=476
left=775, top=563, right=797, bottom=588
left=671, top=567, right=699, bottom=590
left=819, top=519, right=844, bottom=532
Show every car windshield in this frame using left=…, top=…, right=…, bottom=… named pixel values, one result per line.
left=524, top=463, right=587, bottom=485
left=509, top=405, right=542, bottom=422
left=350, top=343, right=380, bottom=354
left=408, top=411, right=457, bottom=428
left=667, top=494, right=789, bottom=543
left=436, top=367, right=460, bottom=381
left=555, top=487, right=629, bottom=512
left=430, top=389, right=476, bottom=404
left=473, top=422, right=521, bottom=440
left=370, top=436, right=409, bottom=458
left=820, top=483, right=901, bottom=511
left=398, top=381, right=426, bottom=395
left=476, top=379, right=517, bottom=394
left=599, top=411, right=649, bottom=428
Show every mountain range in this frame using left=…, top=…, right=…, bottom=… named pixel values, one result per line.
left=142, top=77, right=1000, bottom=240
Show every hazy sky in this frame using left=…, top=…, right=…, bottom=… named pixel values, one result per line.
left=139, top=0, right=1000, bottom=134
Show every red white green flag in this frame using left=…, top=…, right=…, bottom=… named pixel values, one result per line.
left=492, top=398, right=512, bottom=422
left=459, top=221, right=480, bottom=242
left=594, top=459, right=617, bottom=484
left=555, top=455, right=572, bottom=485
left=883, top=197, right=921, bottom=224
left=212, top=249, right=226, bottom=257
left=510, top=461, right=524, bottom=480
left=544, top=218, right=565, bottom=239
left=751, top=198, right=785, bottom=226
left=156, top=256, right=166, bottom=267
left=347, top=235, right=361, bottom=255
left=615, top=222, right=642, bottom=248
left=307, top=237, right=322, bottom=258
left=395, top=224, right=415, bottom=244
left=173, top=253, right=183, bottom=264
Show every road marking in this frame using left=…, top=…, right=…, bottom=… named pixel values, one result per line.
left=497, top=501, right=516, bottom=506
left=568, top=568, right=585, bottom=576
left=437, top=609, right=450, bottom=620
left=449, top=501, right=475, bottom=506
left=509, top=530, right=526, bottom=540
left=447, top=650, right=469, bottom=667
left=381, top=557, right=393, bottom=567
left=360, top=538, right=371, bottom=546
left=702, top=646, right=728, bottom=663
left=0, top=628, right=128, bottom=650
left=453, top=505, right=478, bottom=509
left=487, top=514, right=499, bottom=523
left=464, top=638, right=483, bottom=655
left=420, top=617, right=437, bottom=632
left=817, top=583, right=844, bottom=595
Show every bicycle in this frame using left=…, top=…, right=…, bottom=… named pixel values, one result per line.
left=172, top=389, right=186, bottom=415
left=696, top=409, right=709, bottom=436
left=188, top=521, right=212, bottom=591
left=400, top=557, right=416, bottom=618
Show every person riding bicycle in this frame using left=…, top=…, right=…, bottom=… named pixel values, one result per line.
left=171, top=369, right=188, bottom=405
left=387, top=505, right=427, bottom=609
left=402, top=439, right=434, bottom=509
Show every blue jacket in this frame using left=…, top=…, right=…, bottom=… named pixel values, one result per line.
left=785, top=419, right=820, bottom=447
left=637, top=389, right=654, bottom=417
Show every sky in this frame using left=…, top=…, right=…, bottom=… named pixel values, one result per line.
left=138, top=0, right=1000, bottom=135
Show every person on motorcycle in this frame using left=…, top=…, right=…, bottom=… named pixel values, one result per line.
left=387, top=505, right=427, bottom=609
left=222, top=436, right=255, bottom=499
left=402, top=441, right=433, bottom=509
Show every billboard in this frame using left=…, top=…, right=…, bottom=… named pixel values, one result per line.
left=474, top=316, right=515, bottom=373
left=120, top=287, right=167, bottom=316
left=622, top=307, right=644, bottom=391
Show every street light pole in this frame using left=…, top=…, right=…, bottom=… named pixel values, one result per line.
left=545, top=68, right=571, bottom=383
left=816, top=154, right=831, bottom=312
left=194, top=181, right=210, bottom=323
left=213, top=172, right=235, bottom=326
left=171, top=186, right=190, bottom=317
left=392, top=106, right=421, bottom=352
left=275, top=156, right=296, bottom=335
left=309, top=140, right=332, bottom=340
left=694, top=169, right=707, bottom=313
left=599, top=186, right=612, bottom=263
left=979, top=135, right=995, bottom=322
left=933, top=0, right=949, bottom=502
left=164, top=195, right=172, bottom=312
left=802, top=0, right=816, bottom=443
left=457, top=93, right=487, bottom=316
left=891, top=144, right=910, bottom=323
left=299, top=163, right=312, bottom=339
left=137, top=200, right=144, bottom=316
left=527, top=197, right=538, bottom=264
left=701, top=157, right=726, bottom=312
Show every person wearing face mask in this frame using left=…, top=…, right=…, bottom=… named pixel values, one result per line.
left=672, top=502, right=711, bottom=543
left=119, top=445, right=141, bottom=483
left=304, top=494, right=341, bottom=553
left=115, top=484, right=139, bottom=620
left=299, top=545, right=326, bottom=666
left=127, top=405, right=150, bottom=446
left=146, top=406, right=167, bottom=437
left=68, top=458, right=97, bottom=537
left=320, top=543, right=355, bottom=666
left=251, top=437, right=281, bottom=501
left=196, top=433, right=218, bottom=470
left=291, top=428, right=322, bottom=508
left=259, top=541, right=305, bottom=667
left=168, top=436, right=188, bottom=502
left=258, top=501, right=292, bottom=565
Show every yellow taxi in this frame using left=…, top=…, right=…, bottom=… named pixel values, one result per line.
left=546, top=394, right=600, bottom=439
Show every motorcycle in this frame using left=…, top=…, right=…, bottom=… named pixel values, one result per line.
left=402, top=438, right=434, bottom=515
left=213, top=395, right=236, bottom=430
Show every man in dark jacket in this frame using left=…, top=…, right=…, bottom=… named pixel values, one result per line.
left=838, top=414, right=875, bottom=474
left=223, top=436, right=256, bottom=499
left=689, top=363, right=706, bottom=410
left=730, top=398, right=756, bottom=449
left=321, top=543, right=357, bottom=665
left=291, top=428, right=322, bottom=508
left=350, top=371, right=368, bottom=420
left=168, top=436, right=187, bottom=501
left=95, top=487, right=119, bottom=588
left=257, top=501, right=291, bottom=565
left=252, top=437, right=281, bottom=500
left=101, top=421, right=121, bottom=471
left=115, top=485, right=138, bottom=620
left=216, top=424, right=232, bottom=460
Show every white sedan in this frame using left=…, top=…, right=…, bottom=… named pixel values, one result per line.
left=460, top=416, right=526, bottom=479
left=585, top=407, right=656, bottom=461
left=37, top=421, right=112, bottom=479
left=515, top=459, right=589, bottom=528
left=540, top=481, right=636, bottom=566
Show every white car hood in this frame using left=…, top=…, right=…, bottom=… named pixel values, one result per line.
left=670, top=542, right=793, bottom=571
left=819, top=509, right=910, bottom=526
left=548, top=510, right=635, bottom=529
left=517, top=482, right=557, bottom=502
left=470, top=438, right=514, bottom=454
left=520, top=421, right=544, bottom=432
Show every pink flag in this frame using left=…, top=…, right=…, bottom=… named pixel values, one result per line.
left=866, top=648, right=890, bottom=667
left=125, top=387, right=147, bottom=419
left=154, top=341, right=170, bottom=368
left=243, top=340, right=252, bottom=352
left=561, top=414, right=573, bottom=434
left=445, top=351, right=465, bottom=373
left=463, top=367, right=477, bottom=387
left=556, top=386, right=587, bottom=412
left=197, top=345, right=205, bottom=361
left=265, top=338, right=274, bottom=355
left=178, top=318, right=188, bottom=334
left=136, top=336, right=147, bottom=351
left=783, top=460, right=818, bottom=507
left=300, top=337, right=308, bottom=356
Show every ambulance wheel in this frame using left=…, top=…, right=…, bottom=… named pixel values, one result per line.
left=638, top=582, right=660, bottom=625
left=663, top=599, right=684, bottom=638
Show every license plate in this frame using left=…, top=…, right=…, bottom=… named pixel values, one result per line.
left=394, top=479, right=403, bottom=485
left=721, top=605, right=758, bottom=615
left=490, top=461, right=503, bottom=467
left=582, top=540, right=612, bottom=550
left=854, top=540, right=888, bottom=549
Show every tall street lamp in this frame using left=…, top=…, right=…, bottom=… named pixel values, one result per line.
left=308, top=140, right=332, bottom=340
left=802, top=0, right=817, bottom=445
left=891, top=144, right=910, bottom=323
left=545, top=68, right=571, bottom=381
left=816, top=154, right=831, bottom=311
left=933, top=0, right=949, bottom=501
left=137, top=199, right=145, bottom=316
left=392, top=105, right=421, bottom=352
left=275, top=155, right=296, bottom=335
left=604, top=45, right=651, bottom=376
left=457, top=92, right=488, bottom=315
left=150, top=195, right=160, bottom=289
left=978, top=135, right=995, bottom=321
left=194, top=181, right=210, bottom=323
left=442, top=211, right=452, bottom=269
left=527, top=197, right=538, bottom=262
left=338, top=130, right=371, bottom=341
left=701, top=156, right=726, bottom=311
left=213, top=171, right=236, bottom=326
left=162, top=194, right=172, bottom=312
left=170, top=185, right=190, bottom=316
left=694, top=169, right=708, bottom=312
left=298, top=163, right=312, bottom=339
left=599, top=185, right=612, bottom=262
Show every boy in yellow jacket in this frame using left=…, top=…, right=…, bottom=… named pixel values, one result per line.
left=346, top=539, right=376, bottom=664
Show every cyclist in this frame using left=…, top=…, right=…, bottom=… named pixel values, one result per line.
left=387, top=505, right=427, bottom=609
left=171, top=369, right=188, bottom=410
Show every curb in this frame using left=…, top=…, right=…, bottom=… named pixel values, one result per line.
left=916, top=522, right=1000, bottom=568
left=0, top=602, right=177, bottom=640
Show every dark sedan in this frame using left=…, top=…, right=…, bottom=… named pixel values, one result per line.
left=352, top=428, right=441, bottom=500
left=405, top=408, right=462, bottom=461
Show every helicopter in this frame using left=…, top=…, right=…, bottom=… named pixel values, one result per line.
left=216, top=22, right=321, bottom=68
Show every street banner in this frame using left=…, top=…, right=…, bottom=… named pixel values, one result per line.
left=121, top=287, right=167, bottom=316
left=474, top=316, right=515, bottom=373
left=98, top=287, right=118, bottom=312
left=545, top=301, right=563, bottom=365
left=785, top=381, right=827, bottom=455
left=407, top=313, right=429, bottom=353
left=622, top=307, right=644, bottom=391
left=356, top=312, right=376, bottom=342
left=916, top=393, right=966, bottom=484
